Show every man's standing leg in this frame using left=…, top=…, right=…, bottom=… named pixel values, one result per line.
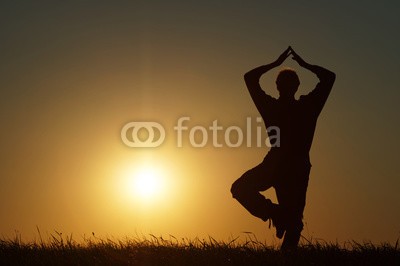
left=281, top=214, right=304, bottom=250
left=275, top=164, right=310, bottom=250
left=275, top=190, right=306, bottom=250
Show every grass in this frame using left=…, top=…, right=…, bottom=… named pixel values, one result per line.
left=0, top=231, right=399, bottom=265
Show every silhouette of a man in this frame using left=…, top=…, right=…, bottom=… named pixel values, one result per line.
left=231, top=46, right=335, bottom=250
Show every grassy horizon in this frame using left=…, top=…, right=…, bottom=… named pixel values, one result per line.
left=0, top=231, right=399, bottom=265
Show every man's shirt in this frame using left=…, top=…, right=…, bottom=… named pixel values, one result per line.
left=246, top=78, right=334, bottom=159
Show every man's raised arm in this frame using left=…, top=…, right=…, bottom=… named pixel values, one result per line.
left=244, top=47, right=291, bottom=107
left=291, top=48, right=336, bottom=110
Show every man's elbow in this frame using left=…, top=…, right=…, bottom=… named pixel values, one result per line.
left=244, top=71, right=258, bottom=87
left=328, top=71, right=336, bottom=85
left=329, top=71, right=336, bottom=80
left=323, top=71, right=336, bottom=85
left=244, top=71, right=252, bottom=82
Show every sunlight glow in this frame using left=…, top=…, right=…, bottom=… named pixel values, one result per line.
left=131, top=167, right=162, bottom=200
left=118, top=161, right=170, bottom=205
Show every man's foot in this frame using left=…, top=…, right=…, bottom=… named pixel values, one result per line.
left=275, top=223, right=285, bottom=239
left=271, top=204, right=286, bottom=239
left=264, top=200, right=286, bottom=239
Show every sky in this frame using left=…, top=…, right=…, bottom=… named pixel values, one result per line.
left=1, top=1, right=399, bottom=245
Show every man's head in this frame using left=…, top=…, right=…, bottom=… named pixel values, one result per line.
left=276, top=68, right=300, bottom=98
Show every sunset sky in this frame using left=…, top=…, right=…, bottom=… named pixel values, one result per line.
left=1, top=1, right=399, bottom=244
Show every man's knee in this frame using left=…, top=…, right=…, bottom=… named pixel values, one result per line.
left=231, top=168, right=264, bottom=199
left=230, top=180, right=241, bottom=199
left=230, top=178, right=250, bottom=199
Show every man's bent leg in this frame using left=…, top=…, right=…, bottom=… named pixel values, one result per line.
left=231, top=162, right=276, bottom=221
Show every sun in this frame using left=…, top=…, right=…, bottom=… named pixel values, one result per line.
left=118, top=162, right=168, bottom=204
left=132, top=167, right=162, bottom=200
